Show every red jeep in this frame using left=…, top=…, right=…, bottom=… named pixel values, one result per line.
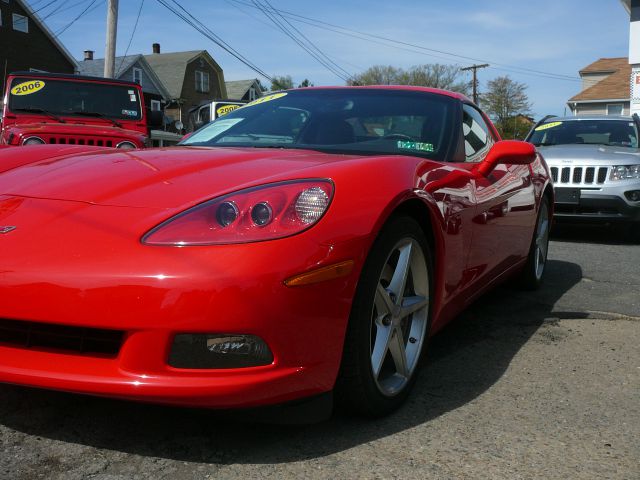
left=1, top=72, right=160, bottom=149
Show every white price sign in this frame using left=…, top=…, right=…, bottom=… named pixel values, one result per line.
left=631, top=67, right=640, bottom=116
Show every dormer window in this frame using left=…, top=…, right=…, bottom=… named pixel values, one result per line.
left=133, top=67, right=142, bottom=86
left=195, top=70, right=209, bottom=93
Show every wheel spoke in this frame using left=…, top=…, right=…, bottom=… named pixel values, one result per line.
left=388, top=327, right=409, bottom=378
left=388, top=242, right=412, bottom=303
left=375, top=283, right=394, bottom=316
left=371, top=324, right=393, bottom=378
left=399, top=295, right=428, bottom=318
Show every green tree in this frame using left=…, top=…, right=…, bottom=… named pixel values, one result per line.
left=347, top=64, right=469, bottom=94
left=297, top=78, right=314, bottom=88
left=271, top=75, right=293, bottom=91
left=482, top=76, right=532, bottom=138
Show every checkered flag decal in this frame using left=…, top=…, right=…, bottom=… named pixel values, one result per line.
left=463, top=114, right=488, bottom=157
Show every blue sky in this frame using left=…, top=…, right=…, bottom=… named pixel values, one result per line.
left=36, top=0, right=630, bottom=118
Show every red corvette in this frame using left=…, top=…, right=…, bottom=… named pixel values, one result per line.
left=0, top=87, right=552, bottom=418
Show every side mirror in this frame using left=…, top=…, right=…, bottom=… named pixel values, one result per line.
left=147, top=109, right=164, bottom=128
left=477, top=140, right=536, bottom=176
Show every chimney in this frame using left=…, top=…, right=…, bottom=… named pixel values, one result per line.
left=152, top=43, right=160, bottom=54
left=84, top=50, right=94, bottom=61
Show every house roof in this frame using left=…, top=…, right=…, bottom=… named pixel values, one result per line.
left=17, top=0, right=79, bottom=71
left=77, top=55, right=171, bottom=99
left=579, top=57, right=628, bottom=75
left=77, top=56, right=140, bottom=78
left=569, top=58, right=631, bottom=103
left=143, top=51, right=226, bottom=100
left=225, top=79, right=260, bottom=100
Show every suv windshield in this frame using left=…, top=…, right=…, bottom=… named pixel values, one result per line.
left=8, top=77, right=142, bottom=121
left=528, top=119, right=639, bottom=148
left=181, top=89, right=455, bottom=160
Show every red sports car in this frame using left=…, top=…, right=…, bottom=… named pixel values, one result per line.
left=0, top=87, right=552, bottom=418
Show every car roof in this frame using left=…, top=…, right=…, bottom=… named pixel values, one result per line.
left=285, top=85, right=471, bottom=102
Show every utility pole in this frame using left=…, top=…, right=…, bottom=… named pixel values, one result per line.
left=461, top=63, right=489, bottom=105
left=104, top=0, right=119, bottom=78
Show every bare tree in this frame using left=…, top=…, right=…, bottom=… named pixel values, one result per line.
left=347, top=64, right=469, bottom=94
left=482, top=76, right=532, bottom=135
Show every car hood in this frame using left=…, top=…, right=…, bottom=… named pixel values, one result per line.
left=0, top=146, right=358, bottom=209
left=536, top=144, right=640, bottom=166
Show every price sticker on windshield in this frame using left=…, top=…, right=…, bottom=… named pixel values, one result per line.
left=534, top=121, right=563, bottom=131
left=11, top=80, right=46, bottom=96
left=216, top=104, right=241, bottom=117
left=242, top=92, right=288, bottom=108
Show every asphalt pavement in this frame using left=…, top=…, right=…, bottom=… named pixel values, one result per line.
left=0, top=224, right=638, bottom=480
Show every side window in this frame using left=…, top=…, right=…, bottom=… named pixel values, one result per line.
left=462, top=104, right=493, bottom=162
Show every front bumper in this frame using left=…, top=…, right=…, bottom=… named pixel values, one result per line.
left=553, top=187, right=640, bottom=224
left=0, top=199, right=363, bottom=408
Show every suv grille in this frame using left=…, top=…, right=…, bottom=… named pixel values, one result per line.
left=0, top=318, right=124, bottom=357
left=550, top=166, right=609, bottom=186
left=44, top=135, right=115, bottom=147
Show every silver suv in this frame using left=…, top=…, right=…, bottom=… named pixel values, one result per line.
left=525, top=115, right=640, bottom=238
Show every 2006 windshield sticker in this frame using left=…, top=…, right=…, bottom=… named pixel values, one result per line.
left=535, top=121, right=563, bottom=131
left=397, top=140, right=434, bottom=152
left=11, top=80, right=46, bottom=96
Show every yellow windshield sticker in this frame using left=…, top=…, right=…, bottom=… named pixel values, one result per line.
left=216, top=104, right=241, bottom=117
left=11, top=80, right=46, bottom=96
left=243, top=92, right=287, bottom=108
left=535, top=121, right=562, bottom=131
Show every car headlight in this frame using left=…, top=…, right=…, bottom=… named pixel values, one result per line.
left=610, top=165, right=640, bottom=181
left=116, top=141, right=137, bottom=149
left=142, top=179, right=334, bottom=246
left=22, top=136, right=45, bottom=146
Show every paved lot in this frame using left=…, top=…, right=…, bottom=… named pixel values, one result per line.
left=1, top=224, right=638, bottom=480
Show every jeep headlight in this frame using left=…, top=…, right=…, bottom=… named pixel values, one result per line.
left=610, top=165, right=640, bottom=181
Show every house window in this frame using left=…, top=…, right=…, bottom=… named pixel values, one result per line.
left=12, top=13, right=28, bottom=33
left=195, top=70, right=209, bottom=93
left=133, top=67, right=142, bottom=86
left=606, top=104, right=624, bottom=116
left=150, top=100, right=161, bottom=111
left=249, top=87, right=256, bottom=101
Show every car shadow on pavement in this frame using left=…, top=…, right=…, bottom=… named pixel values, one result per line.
left=0, top=259, right=583, bottom=465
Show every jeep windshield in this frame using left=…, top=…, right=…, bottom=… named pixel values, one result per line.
left=180, top=89, right=456, bottom=161
left=529, top=119, right=639, bottom=148
left=8, top=77, right=142, bottom=121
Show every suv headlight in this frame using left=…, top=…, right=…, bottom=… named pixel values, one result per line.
left=610, top=165, right=640, bottom=181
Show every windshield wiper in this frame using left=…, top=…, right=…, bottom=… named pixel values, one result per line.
left=71, top=111, right=123, bottom=128
left=13, top=107, right=66, bottom=123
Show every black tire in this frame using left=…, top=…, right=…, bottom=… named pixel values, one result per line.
left=336, top=215, right=433, bottom=417
left=519, top=196, right=551, bottom=290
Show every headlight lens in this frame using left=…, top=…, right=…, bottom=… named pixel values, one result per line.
left=142, top=179, right=334, bottom=245
left=610, top=165, right=640, bottom=181
left=22, top=136, right=45, bottom=146
left=116, top=141, right=137, bottom=149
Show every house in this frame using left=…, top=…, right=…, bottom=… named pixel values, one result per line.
left=225, top=79, right=263, bottom=101
left=567, top=58, right=631, bottom=116
left=143, top=44, right=227, bottom=128
left=0, top=0, right=77, bottom=92
left=77, top=52, right=170, bottom=113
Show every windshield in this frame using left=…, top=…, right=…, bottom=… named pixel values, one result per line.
left=528, top=119, right=639, bottom=148
left=181, top=89, right=456, bottom=160
left=8, top=77, right=143, bottom=121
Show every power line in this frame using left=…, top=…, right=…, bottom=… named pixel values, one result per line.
left=253, top=0, right=351, bottom=81
left=230, top=0, right=581, bottom=83
left=55, top=0, right=103, bottom=36
left=116, top=0, right=145, bottom=73
left=155, top=0, right=273, bottom=81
